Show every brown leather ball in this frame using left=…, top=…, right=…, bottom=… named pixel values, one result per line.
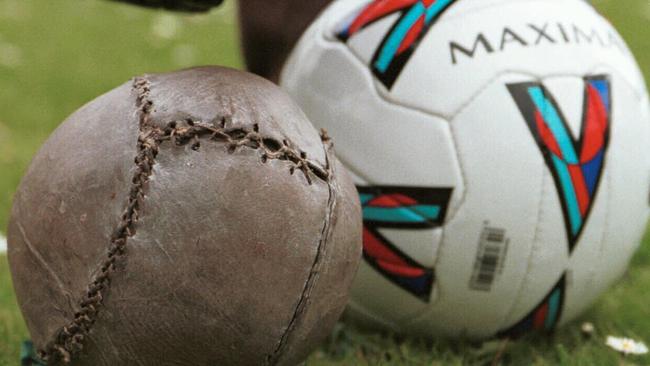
left=8, top=66, right=362, bottom=366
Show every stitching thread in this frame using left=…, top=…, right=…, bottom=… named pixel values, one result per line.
left=155, top=117, right=331, bottom=185
left=38, top=77, right=161, bottom=364
left=39, top=76, right=332, bottom=364
left=265, top=134, right=336, bottom=366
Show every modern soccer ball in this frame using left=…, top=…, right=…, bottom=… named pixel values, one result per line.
left=281, top=0, right=650, bottom=339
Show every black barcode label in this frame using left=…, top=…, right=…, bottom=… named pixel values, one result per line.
left=470, top=227, right=508, bottom=292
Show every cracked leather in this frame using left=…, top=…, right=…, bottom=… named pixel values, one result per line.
left=8, top=66, right=362, bottom=366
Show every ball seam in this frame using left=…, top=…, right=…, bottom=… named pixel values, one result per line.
left=265, top=132, right=337, bottom=366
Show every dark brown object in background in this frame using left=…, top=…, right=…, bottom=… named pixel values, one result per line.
left=238, top=0, right=332, bottom=82
left=111, top=0, right=224, bottom=12
left=8, top=67, right=361, bottom=365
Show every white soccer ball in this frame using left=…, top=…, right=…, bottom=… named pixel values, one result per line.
left=281, top=0, right=650, bottom=339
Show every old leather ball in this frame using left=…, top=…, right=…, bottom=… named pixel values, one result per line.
left=8, top=66, right=362, bottom=365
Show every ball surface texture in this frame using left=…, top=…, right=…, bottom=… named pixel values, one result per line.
left=8, top=66, right=362, bottom=365
left=281, top=0, right=650, bottom=339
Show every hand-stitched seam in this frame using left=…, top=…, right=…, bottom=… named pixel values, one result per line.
left=265, top=133, right=337, bottom=366
left=154, top=118, right=330, bottom=184
left=39, top=76, right=332, bottom=365
left=38, top=77, right=160, bottom=365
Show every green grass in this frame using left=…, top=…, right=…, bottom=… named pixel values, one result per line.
left=308, top=234, right=650, bottom=366
left=0, top=0, right=648, bottom=364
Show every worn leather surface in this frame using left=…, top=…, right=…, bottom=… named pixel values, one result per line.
left=8, top=66, right=361, bottom=365
left=238, top=0, right=333, bottom=82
